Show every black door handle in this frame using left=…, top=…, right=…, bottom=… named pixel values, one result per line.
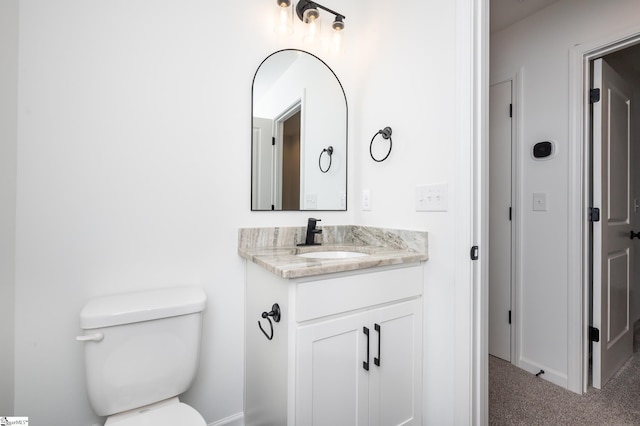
left=374, top=323, right=381, bottom=367
left=363, top=326, right=370, bottom=371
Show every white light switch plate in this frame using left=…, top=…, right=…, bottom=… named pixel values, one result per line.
left=533, top=192, right=547, bottom=211
left=305, top=194, right=317, bottom=209
left=416, top=184, right=448, bottom=211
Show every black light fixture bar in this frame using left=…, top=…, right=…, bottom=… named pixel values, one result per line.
left=295, top=0, right=345, bottom=23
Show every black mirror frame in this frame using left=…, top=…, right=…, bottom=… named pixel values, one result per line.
left=250, top=49, right=348, bottom=212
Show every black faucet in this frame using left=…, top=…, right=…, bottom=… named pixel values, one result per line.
left=298, top=218, right=322, bottom=246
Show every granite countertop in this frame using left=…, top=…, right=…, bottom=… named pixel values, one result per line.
left=238, top=225, right=428, bottom=279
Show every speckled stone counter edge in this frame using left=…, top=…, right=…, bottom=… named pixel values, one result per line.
left=238, top=225, right=428, bottom=279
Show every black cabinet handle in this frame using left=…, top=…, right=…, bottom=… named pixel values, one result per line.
left=363, top=326, right=370, bottom=371
left=374, top=323, right=381, bottom=367
left=630, top=231, right=640, bottom=240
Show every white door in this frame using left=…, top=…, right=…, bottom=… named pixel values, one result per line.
left=369, top=299, right=422, bottom=426
left=592, top=58, right=634, bottom=389
left=489, top=81, right=513, bottom=362
left=252, top=117, right=274, bottom=210
left=296, top=312, right=369, bottom=425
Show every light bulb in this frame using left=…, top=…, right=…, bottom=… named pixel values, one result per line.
left=308, top=17, right=317, bottom=37
left=331, top=17, right=344, bottom=53
left=302, top=6, right=319, bottom=23
left=303, top=14, right=321, bottom=44
left=274, top=0, right=293, bottom=35
left=332, top=28, right=343, bottom=53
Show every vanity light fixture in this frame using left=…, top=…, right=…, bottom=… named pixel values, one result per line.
left=297, top=0, right=345, bottom=48
left=274, top=0, right=345, bottom=51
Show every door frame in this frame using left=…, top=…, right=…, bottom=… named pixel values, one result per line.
left=454, top=0, right=488, bottom=424
left=510, top=71, right=523, bottom=369
left=568, top=25, right=640, bottom=394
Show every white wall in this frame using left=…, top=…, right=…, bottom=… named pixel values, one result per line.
left=10, top=0, right=466, bottom=424
left=350, top=1, right=459, bottom=420
left=0, top=0, right=18, bottom=416
left=491, top=0, right=640, bottom=388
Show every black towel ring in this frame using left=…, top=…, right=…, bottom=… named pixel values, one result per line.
left=319, top=146, right=333, bottom=173
left=370, top=127, right=392, bottom=162
left=258, top=303, right=281, bottom=341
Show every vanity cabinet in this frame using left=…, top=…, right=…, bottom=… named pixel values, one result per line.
left=245, top=261, right=423, bottom=426
left=297, top=298, right=421, bottom=425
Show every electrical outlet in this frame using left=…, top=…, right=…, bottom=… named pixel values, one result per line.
left=416, top=184, right=448, bottom=212
left=362, top=189, right=371, bottom=211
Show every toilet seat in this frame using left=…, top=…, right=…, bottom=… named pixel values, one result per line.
left=104, top=397, right=206, bottom=426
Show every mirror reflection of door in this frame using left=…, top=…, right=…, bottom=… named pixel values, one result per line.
left=282, top=111, right=301, bottom=210
left=252, top=117, right=274, bottom=210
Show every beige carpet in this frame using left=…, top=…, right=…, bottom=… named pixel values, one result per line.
left=489, top=324, right=640, bottom=425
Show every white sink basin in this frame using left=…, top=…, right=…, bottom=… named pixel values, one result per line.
left=296, top=250, right=370, bottom=260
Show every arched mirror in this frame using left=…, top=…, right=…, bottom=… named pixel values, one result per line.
left=251, top=49, right=347, bottom=211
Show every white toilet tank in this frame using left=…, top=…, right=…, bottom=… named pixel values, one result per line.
left=78, top=286, right=207, bottom=417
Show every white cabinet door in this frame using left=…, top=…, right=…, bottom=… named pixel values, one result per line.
left=296, top=312, right=369, bottom=426
left=369, top=299, right=422, bottom=426
left=296, top=298, right=422, bottom=426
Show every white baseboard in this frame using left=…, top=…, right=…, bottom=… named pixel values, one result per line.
left=517, top=357, right=569, bottom=390
left=209, top=412, right=244, bottom=426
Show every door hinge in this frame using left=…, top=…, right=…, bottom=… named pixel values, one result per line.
left=508, top=310, right=512, bottom=324
left=589, top=326, right=600, bottom=342
left=509, top=103, right=513, bottom=118
left=589, top=207, right=600, bottom=222
left=470, top=245, right=479, bottom=260
left=272, top=136, right=275, bottom=146
left=590, top=88, right=601, bottom=103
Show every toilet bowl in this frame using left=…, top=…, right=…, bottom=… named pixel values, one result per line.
left=77, top=287, right=207, bottom=425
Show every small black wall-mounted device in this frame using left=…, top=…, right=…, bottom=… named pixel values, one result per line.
left=532, top=141, right=554, bottom=159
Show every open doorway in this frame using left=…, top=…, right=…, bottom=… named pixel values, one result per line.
left=566, top=29, right=640, bottom=394
left=273, top=101, right=302, bottom=210
left=281, top=110, right=301, bottom=210
left=489, top=18, right=640, bottom=402
left=488, top=9, right=640, bottom=426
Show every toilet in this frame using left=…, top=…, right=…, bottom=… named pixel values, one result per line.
left=77, top=286, right=207, bottom=425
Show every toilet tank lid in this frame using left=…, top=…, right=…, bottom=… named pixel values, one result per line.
left=80, top=287, right=207, bottom=329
